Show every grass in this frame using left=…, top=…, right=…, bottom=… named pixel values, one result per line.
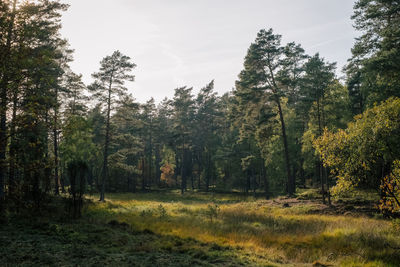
left=2, top=189, right=400, bottom=266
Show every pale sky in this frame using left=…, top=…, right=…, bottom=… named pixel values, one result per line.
left=60, top=0, right=357, bottom=103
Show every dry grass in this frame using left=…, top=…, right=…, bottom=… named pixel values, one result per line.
left=83, top=190, right=400, bottom=266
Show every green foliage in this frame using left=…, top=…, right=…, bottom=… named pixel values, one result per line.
left=314, top=97, right=400, bottom=197
left=379, top=160, right=400, bottom=214
left=60, top=116, right=96, bottom=165
left=347, top=0, right=400, bottom=108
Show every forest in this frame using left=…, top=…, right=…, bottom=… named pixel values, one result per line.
left=1, top=0, right=400, bottom=266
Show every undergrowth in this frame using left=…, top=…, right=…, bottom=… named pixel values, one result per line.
left=2, top=190, right=399, bottom=266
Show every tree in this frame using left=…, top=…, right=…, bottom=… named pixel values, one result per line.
left=64, top=71, right=88, bottom=116
left=89, top=50, right=136, bottom=201
left=0, top=0, right=69, bottom=210
left=141, top=98, right=156, bottom=189
left=299, top=54, right=336, bottom=204
left=194, top=80, right=220, bottom=191
left=314, top=97, right=400, bottom=209
left=347, top=0, right=400, bottom=106
left=0, top=0, right=18, bottom=206
left=236, top=29, right=298, bottom=195
left=171, top=86, right=195, bottom=194
left=108, top=95, right=142, bottom=192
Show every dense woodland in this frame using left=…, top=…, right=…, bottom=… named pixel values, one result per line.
left=0, top=0, right=400, bottom=217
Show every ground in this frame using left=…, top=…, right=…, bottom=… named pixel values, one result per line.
left=1, top=189, right=400, bottom=266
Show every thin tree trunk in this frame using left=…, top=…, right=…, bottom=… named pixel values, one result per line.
left=190, top=167, right=194, bottom=190
left=197, top=163, right=201, bottom=189
left=148, top=119, right=152, bottom=187
left=181, top=135, right=185, bottom=195
left=53, top=87, right=60, bottom=195
left=174, top=151, right=179, bottom=188
left=262, top=164, right=269, bottom=199
left=276, top=98, right=294, bottom=195
left=316, top=98, right=326, bottom=204
left=267, top=63, right=294, bottom=196
left=205, top=151, right=210, bottom=192
left=141, top=157, right=145, bottom=191
left=0, top=0, right=18, bottom=211
left=9, top=81, right=19, bottom=196
left=300, top=157, right=306, bottom=188
left=197, top=153, right=202, bottom=189
left=155, top=146, right=161, bottom=186
left=253, top=170, right=257, bottom=198
left=325, top=166, right=331, bottom=205
left=60, top=162, right=66, bottom=193
left=100, top=83, right=112, bottom=201
left=44, top=111, right=51, bottom=193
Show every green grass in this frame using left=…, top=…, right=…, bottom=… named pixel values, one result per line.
left=2, top=190, right=400, bottom=266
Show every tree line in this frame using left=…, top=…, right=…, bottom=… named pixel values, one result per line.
left=0, top=0, right=399, bottom=215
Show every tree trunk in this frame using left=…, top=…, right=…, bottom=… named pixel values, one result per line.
left=0, top=0, right=18, bottom=211
left=262, top=164, right=269, bottom=199
left=252, top=170, right=257, bottom=198
left=148, top=120, right=152, bottom=187
left=53, top=87, right=60, bottom=195
left=316, top=98, right=326, bottom=204
left=181, top=135, right=185, bottom=195
left=205, top=151, right=210, bottom=192
left=141, top=157, right=145, bottom=191
left=275, top=98, right=294, bottom=195
left=100, top=85, right=112, bottom=201
left=325, top=167, right=331, bottom=205
left=60, top=162, right=66, bottom=193
left=155, top=146, right=161, bottom=186
left=9, top=81, right=19, bottom=196
left=300, top=157, right=306, bottom=188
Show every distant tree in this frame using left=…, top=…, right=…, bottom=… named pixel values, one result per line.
left=109, top=95, right=142, bottom=192
left=141, top=98, right=156, bottom=189
left=299, top=54, right=336, bottom=204
left=172, top=86, right=195, bottom=194
left=64, top=71, right=88, bottom=116
left=89, top=51, right=136, bottom=201
left=194, top=81, right=220, bottom=191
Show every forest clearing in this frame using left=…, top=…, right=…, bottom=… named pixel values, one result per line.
left=1, top=0, right=400, bottom=266
left=2, top=190, right=400, bottom=266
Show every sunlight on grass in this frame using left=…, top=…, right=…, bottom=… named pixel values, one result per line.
left=84, top=192, right=400, bottom=266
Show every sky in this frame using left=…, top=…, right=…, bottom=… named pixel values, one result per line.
left=60, top=0, right=358, bottom=103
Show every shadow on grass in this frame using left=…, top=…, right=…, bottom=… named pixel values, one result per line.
left=81, top=191, right=400, bottom=266
left=0, top=217, right=270, bottom=267
left=220, top=208, right=328, bottom=236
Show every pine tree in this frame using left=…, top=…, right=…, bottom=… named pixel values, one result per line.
left=194, top=81, right=220, bottom=191
left=299, top=53, right=336, bottom=204
left=348, top=0, right=400, bottom=105
left=89, top=51, right=136, bottom=201
left=172, top=86, right=195, bottom=194
left=236, top=29, right=297, bottom=195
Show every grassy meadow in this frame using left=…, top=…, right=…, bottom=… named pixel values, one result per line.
left=2, top=190, right=400, bottom=266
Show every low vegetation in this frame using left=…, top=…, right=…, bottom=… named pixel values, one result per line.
left=2, top=190, right=400, bottom=266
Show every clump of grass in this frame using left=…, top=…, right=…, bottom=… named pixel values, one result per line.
left=157, top=204, right=168, bottom=219
left=205, top=204, right=220, bottom=223
left=296, top=188, right=321, bottom=200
